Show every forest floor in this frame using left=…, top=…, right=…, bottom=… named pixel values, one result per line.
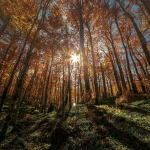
left=0, top=98, right=150, bottom=150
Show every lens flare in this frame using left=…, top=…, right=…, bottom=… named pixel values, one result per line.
left=73, top=102, right=76, bottom=107
left=71, top=54, right=79, bottom=63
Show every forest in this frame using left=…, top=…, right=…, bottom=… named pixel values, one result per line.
left=0, top=0, right=150, bottom=149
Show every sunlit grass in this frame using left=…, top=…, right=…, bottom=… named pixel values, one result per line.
left=1, top=99, right=150, bottom=149
left=96, top=99, right=150, bottom=146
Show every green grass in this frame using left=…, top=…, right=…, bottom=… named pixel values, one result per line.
left=94, top=99, right=150, bottom=149
left=63, top=99, right=150, bottom=150
left=0, top=99, right=150, bottom=149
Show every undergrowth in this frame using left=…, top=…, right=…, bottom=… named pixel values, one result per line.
left=0, top=99, right=150, bottom=149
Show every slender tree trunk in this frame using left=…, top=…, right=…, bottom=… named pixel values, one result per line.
left=139, top=0, right=150, bottom=15
left=106, top=29, right=127, bottom=92
left=115, top=16, right=138, bottom=93
left=138, top=4, right=150, bottom=25
left=64, top=25, right=72, bottom=109
left=101, top=63, right=107, bottom=98
left=79, top=69, right=84, bottom=103
left=109, top=36, right=127, bottom=92
left=106, top=46, right=123, bottom=94
left=62, top=59, right=65, bottom=109
left=109, top=77, right=114, bottom=96
left=106, top=78, right=110, bottom=96
left=132, top=49, right=148, bottom=77
left=117, top=0, right=150, bottom=66
left=44, top=56, right=53, bottom=113
left=13, top=25, right=41, bottom=123
left=125, top=67, right=132, bottom=92
left=37, top=76, right=43, bottom=110
left=75, top=73, right=77, bottom=103
left=86, top=22, right=99, bottom=104
left=41, top=60, right=49, bottom=112
left=22, top=66, right=38, bottom=103
left=127, top=40, right=147, bottom=93
left=77, top=72, right=80, bottom=103
left=79, top=5, right=91, bottom=101
left=134, top=49, right=149, bottom=75
left=109, top=39, right=127, bottom=91
left=0, top=8, right=41, bottom=113
left=68, top=61, right=72, bottom=109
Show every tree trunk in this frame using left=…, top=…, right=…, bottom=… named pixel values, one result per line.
left=125, top=67, right=132, bottom=92
left=117, top=0, right=150, bottom=66
left=86, top=22, right=100, bottom=104
left=106, top=45, right=123, bottom=94
left=13, top=0, right=49, bottom=117
left=101, top=63, right=107, bottom=98
left=68, top=61, right=72, bottom=109
left=127, top=40, right=147, bottom=93
left=22, top=66, right=38, bottom=103
left=109, top=33, right=127, bottom=92
left=79, top=5, right=91, bottom=101
left=79, top=69, right=84, bottom=103
left=115, top=17, right=138, bottom=93
left=13, top=26, right=40, bottom=123
left=109, top=77, right=114, bottom=96
left=41, top=60, right=50, bottom=113
left=44, top=56, right=53, bottom=113
left=0, top=8, right=41, bottom=113
left=132, top=49, right=148, bottom=77
left=64, top=25, right=72, bottom=109
left=139, top=0, right=150, bottom=15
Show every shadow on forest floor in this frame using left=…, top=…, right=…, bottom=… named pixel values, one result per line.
left=0, top=99, right=150, bottom=150
left=89, top=104, right=150, bottom=150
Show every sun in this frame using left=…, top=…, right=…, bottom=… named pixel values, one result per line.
left=71, top=54, right=79, bottom=63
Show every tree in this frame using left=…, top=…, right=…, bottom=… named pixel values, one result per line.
left=61, top=0, right=91, bottom=102
left=113, top=7, right=138, bottom=93
left=116, top=0, right=150, bottom=66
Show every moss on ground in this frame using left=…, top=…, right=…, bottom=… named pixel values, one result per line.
left=0, top=99, right=150, bottom=149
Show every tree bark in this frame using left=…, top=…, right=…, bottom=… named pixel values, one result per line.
left=78, top=2, right=91, bottom=101
left=13, top=27, right=40, bottom=123
left=0, top=8, right=41, bottom=113
left=108, top=31, right=127, bottom=92
left=101, top=63, right=107, bottom=98
left=139, top=0, right=150, bottom=15
left=44, top=57, right=53, bottom=113
left=117, top=0, right=150, bottom=66
left=114, top=16, right=138, bottom=93
left=127, top=39, right=147, bottom=93
left=106, top=47, right=123, bottom=94
left=86, top=22, right=99, bottom=104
